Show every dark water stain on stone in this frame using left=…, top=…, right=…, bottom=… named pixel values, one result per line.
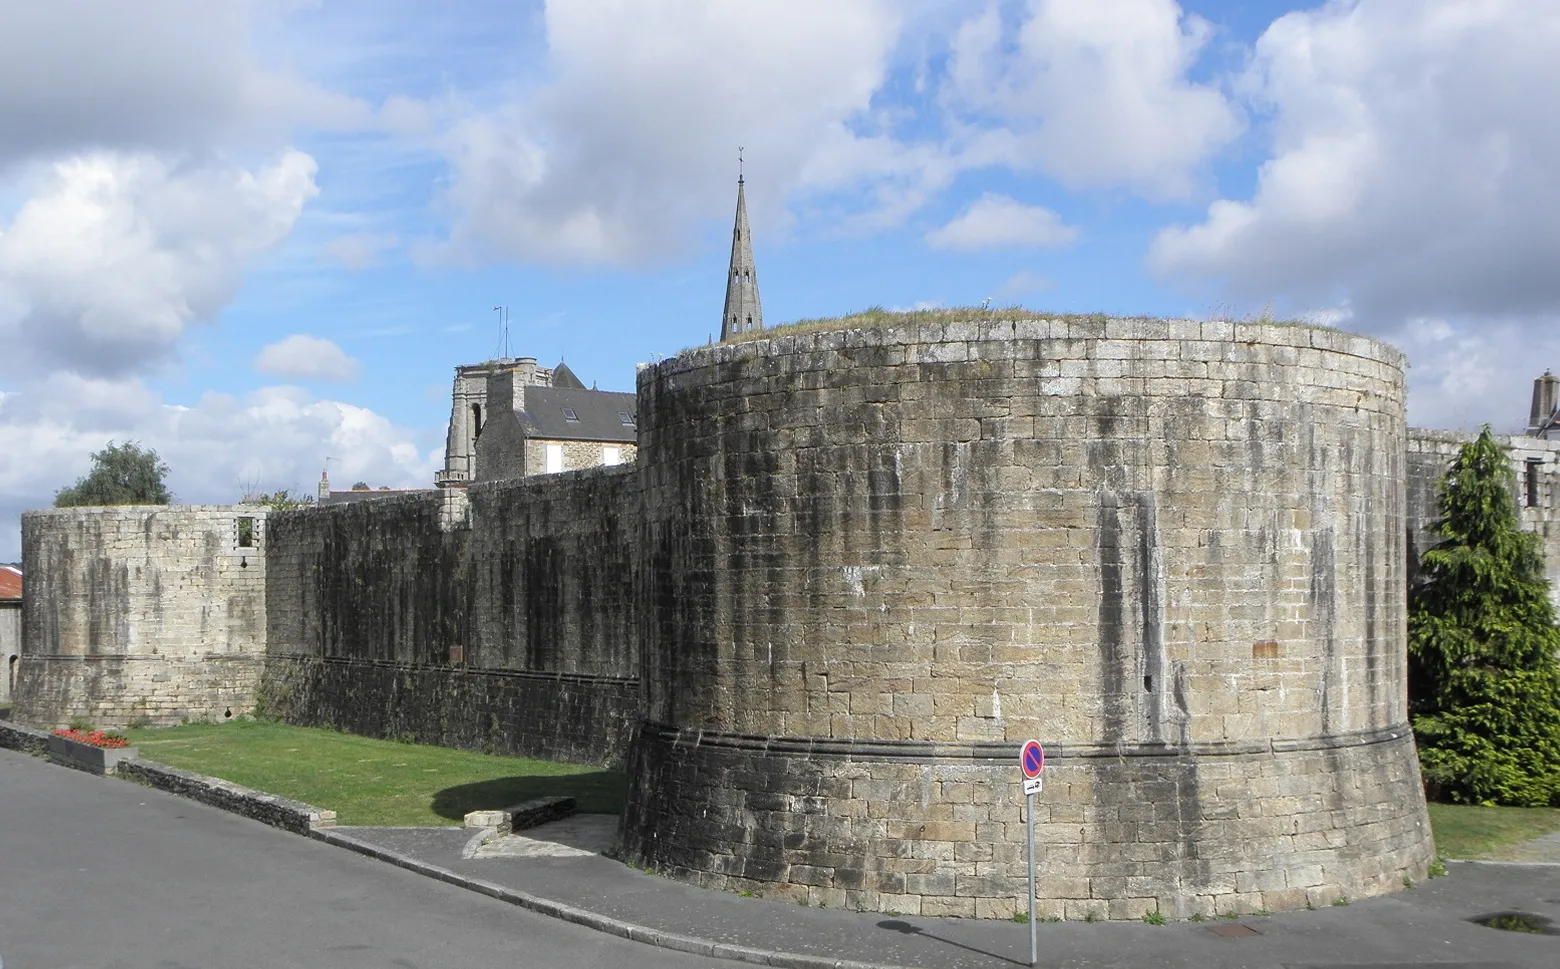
left=1136, top=493, right=1166, bottom=744
left=1310, top=528, right=1339, bottom=733
left=1171, top=660, right=1192, bottom=748
left=1097, top=491, right=1129, bottom=744
left=1361, top=501, right=1383, bottom=726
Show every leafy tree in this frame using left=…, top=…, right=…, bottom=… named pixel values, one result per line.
left=55, top=441, right=172, bottom=507
left=1408, top=426, right=1560, bottom=806
left=240, top=488, right=315, bottom=511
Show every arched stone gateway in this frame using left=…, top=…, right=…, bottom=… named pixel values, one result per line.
left=621, top=317, right=1434, bottom=920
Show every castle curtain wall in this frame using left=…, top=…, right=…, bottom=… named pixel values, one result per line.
left=1406, top=428, right=1560, bottom=607
left=259, top=467, right=640, bottom=767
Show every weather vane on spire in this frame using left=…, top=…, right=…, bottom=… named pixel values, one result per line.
left=738, top=146, right=744, bottom=184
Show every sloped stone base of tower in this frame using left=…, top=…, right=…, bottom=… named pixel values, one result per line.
left=619, top=724, right=1435, bottom=919
left=14, top=654, right=263, bottom=729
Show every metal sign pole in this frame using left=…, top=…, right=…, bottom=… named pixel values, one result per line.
left=1026, top=782, right=1037, bottom=966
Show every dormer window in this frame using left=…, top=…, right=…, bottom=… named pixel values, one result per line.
left=563, top=407, right=579, bottom=423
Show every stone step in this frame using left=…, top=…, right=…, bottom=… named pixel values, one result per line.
left=464, top=795, right=577, bottom=833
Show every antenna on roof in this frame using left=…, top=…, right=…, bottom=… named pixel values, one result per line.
left=492, top=306, right=510, bottom=359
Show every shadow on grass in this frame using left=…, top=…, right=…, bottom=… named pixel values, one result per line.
left=431, top=771, right=626, bottom=820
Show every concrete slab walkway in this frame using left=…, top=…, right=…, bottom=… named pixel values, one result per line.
left=333, top=819, right=1560, bottom=969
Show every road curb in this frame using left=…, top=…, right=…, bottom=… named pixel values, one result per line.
left=310, top=827, right=918, bottom=969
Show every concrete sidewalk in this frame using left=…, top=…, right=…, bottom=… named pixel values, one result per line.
left=328, top=820, right=1560, bottom=969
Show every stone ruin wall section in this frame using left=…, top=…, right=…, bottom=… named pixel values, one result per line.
left=15, top=506, right=269, bottom=728
left=621, top=317, right=1434, bottom=920
left=260, top=467, right=640, bottom=767
left=1406, top=428, right=1560, bottom=610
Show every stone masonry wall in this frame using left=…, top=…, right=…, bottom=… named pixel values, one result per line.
left=523, top=438, right=637, bottom=475
left=15, top=506, right=268, bottom=728
left=2, top=602, right=19, bottom=705
left=261, top=467, right=640, bottom=766
left=621, top=317, right=1434, bottom=919
left=1406, top=428, right=1560, bottom=608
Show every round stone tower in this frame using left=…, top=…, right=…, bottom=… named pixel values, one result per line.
left=620, top=316, right=1434, bottom=920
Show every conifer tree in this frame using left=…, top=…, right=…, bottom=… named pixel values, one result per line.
left=1408, top=427, right=1560, bottom=805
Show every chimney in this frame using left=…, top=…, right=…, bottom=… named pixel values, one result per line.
left=1530, top=371, right=1560, bottom=436
left=318, top=470, right=330, bottom=501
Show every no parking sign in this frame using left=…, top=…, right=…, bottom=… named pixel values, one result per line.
left=1020, top=738, right=1044, bottom=794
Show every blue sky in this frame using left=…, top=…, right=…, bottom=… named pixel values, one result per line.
left=0, top=0, right=1556, bottom=559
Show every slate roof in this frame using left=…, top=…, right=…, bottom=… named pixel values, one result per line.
left=320, top=489, right=436, bottom=506
left=0, top=565, right=21, bottom=601
left=518, top=386, right=637, bottom=443
left=551, top=361, right=586, bottom=389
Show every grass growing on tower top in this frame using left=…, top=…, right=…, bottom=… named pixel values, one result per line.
left=124, top=719, right=624, bottom=826
left=715, top=304, right=1316, bottom=347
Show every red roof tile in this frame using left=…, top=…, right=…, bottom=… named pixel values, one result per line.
left=0, top=566, right=21, bottom=601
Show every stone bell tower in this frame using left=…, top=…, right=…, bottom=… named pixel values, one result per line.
left=720, top=166, right=763, bottom=341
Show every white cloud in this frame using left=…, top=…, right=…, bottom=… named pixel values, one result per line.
left=0, top=1, right=368, bottom=166
left=1386, top=317, right=1560, bottom=433
left=1149, top=0, right=1560, bottom=321
left=0, top=374, right=436, bottom=559
left=926, top=193, right=1077, bottom=251
left=0, top=150, right=318, bottom=378
left=944, top=0, right=1241, bottom=199
left=430, top=0, right=913, bottom=265
left=1144, top=0, right=1560, bottom=434
left=415, top=0, right=1247, bottom=267
left=254, top=335, right=360, bottom=382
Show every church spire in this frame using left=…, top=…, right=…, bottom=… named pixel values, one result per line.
left=720, top=154, right=763, bottom=341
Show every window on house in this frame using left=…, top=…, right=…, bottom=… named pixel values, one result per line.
left=237, top=517, right=255, bottom=548
left=563, top=407, right=579, bottom=423
left=617, top=411, right=635, bottom=426
left=1528, top=458, right=1543, bottom=507
left=746, top=315, right=752, bottom=327
left=545, top=444, right=565, bottom=473
left=603, top=446, right=621, bottom=465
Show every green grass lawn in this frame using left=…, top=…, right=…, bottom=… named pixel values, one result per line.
left=124, top=720, right=624, bottom=827
left=1428, top=801, right=1560, bottom=860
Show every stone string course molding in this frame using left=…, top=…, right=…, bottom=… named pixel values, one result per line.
left=639, top=721, right=1413, bottom=762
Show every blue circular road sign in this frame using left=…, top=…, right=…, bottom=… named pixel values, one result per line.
left=1020, top=739, right=1044, bottom=778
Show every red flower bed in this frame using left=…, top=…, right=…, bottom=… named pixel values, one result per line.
left=53, top=728, right=131, bottom=749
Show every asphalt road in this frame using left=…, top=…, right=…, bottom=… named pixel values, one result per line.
left=0, top=748, right=740, bottom=969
